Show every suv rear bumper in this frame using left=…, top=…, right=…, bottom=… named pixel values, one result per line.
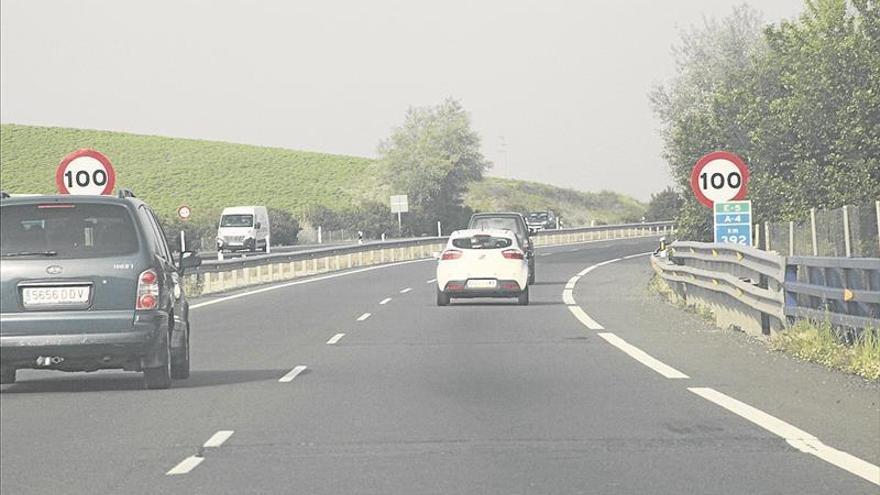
left=0, top=311, right=168, bottom=371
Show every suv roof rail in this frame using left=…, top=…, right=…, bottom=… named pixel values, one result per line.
left=0, top=191, right=10, bottom=199
left=117, top=188, right=137, bottom=199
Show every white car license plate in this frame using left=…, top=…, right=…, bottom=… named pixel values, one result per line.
left=467, top=279, right=497, bottom=289
left=22, top=286, right=91, bottom=308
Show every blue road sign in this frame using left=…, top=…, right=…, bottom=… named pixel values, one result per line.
left=714, top=200, right=752, bottom=245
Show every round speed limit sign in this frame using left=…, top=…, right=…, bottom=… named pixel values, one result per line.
left=55, top=149, right=116, bottom=195
left=177, top=205, right=192, bottom=221
left=690, top=151, right=749, bottom=208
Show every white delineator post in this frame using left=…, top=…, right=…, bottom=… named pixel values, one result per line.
left=180, top=230, right=186, bottom=252
left=842, top=205, right=852, bottom=257
left=788, top=221, right=794, bottom=256
left=437, top=221, right=442, bottom=237
left=875, top=200, right=880, bottom=253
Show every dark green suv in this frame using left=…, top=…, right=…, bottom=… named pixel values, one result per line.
left=0, top=191, right=201, bottom=389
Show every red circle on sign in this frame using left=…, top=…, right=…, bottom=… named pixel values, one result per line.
left=689, top=150, right=749, bottom=208
left=55, top=149, right=116, bottom=195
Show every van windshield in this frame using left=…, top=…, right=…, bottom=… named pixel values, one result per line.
left=220, top=214, right=254, bottom=227
left=0, top=203, right=139, bottom=259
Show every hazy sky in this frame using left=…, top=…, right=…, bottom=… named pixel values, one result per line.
left=1, top=0, right=805, bottom=200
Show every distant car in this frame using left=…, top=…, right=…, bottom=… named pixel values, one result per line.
left=468, top=212, right=536, bottom=284
left=435, top=229, right=529, bottom=306
left=216, top=206, right=270, bottom=254
left=526, top=211, right=557, bottom=231
left=0, top=190, right=202, bottom=389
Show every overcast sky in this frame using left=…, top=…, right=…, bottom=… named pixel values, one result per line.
left=1, top=0, right=805, bottom=200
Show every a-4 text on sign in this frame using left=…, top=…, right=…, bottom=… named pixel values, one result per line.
left=55, top=149, right=116, bottom=195
left=690, top=151, right=749, bottom=209
left=714, top=200, right=752, bottom=246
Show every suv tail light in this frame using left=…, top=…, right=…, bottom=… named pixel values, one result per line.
left=502, top=249, right=524, bottom=260
left=136, top=269, right=159, bottom=310
left=441, top=250, right=463, bottom=260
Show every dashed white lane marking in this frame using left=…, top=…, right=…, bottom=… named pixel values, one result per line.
left=379, top=298, right=392, bottom=305
left=279, top=365, right=308, bottom=383
left=326, top=333, right=345, bottom=345
left=167, top=455, right=204, bottom=475
left=400, top=288, right=412, bottom=293
left=426, top=279, right=436, bottom=284
left=190, top=259, right=431, bottom=310
left=598, top=333, right=688, bottom=379
left=689, top=387, right=880, bottom=486
left=357, top=312, right=372, bottom=321
left=203, top=430, right=234, bottom=448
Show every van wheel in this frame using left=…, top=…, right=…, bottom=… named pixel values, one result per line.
left=0, top=367, right=16, bottom=385
left=171, top=323, right=191, bottom=380
left=517, top=287, right=530, bottom=306
left=144, top=331, right=173, bottom=389
left=436, top=289, right=450, bottom=306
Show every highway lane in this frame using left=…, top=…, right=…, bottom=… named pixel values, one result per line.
left=1, top=237, right=877, bottom=494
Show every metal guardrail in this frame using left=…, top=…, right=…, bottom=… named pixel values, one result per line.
left=652, top=241, right=880, bottom=337
left=184, top=221, right=673, bottom=296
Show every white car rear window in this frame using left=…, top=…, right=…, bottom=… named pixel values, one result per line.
left=451, top=235, right=513, bottom=249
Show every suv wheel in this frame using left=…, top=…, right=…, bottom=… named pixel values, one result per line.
left=171, top=323, right=191, bottom=380
left=517, top=287, right=530, bottom=306
left=436, top=289, right=450, bottom=306
left=0, top=367, right=16, bottom=385
left=144, top=331, right=173, bottom=389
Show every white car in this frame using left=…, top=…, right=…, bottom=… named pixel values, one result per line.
left=436, top=229, right=530, bottom=306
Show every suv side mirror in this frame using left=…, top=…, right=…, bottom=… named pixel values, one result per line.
left=177, top=250, right=202, bottom=273
left=255, top=222, right=262, bottom=230
left=528, top=227, right=538, bottom=235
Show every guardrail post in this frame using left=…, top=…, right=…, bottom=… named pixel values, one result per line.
left=842, top=205, right=852, bottom=257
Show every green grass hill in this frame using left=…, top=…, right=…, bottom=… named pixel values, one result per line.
left=0, top=123, right=644, bottom=227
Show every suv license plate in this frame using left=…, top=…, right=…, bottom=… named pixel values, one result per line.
left=467, top=279, right=497, bottom=289
left=22, top=286, right=91, bottom=308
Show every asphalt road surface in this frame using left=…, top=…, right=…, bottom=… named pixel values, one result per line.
left=2, top=237, right=878, bottom=494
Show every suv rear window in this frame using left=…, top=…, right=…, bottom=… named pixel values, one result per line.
left=1, top=203, right=139, bottom=259
left=469, top=217, right=524, bottom=236
left=452, top=235, right=513, bottom=249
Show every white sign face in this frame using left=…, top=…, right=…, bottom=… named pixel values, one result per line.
left=390, top=194, right=409, bottom=213
left=696, top=158, right=744, bottom=204
left=56, top=149, right=116, bottom=195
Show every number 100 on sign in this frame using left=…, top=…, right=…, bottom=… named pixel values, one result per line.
left=714, top=200, right=752, bottom=246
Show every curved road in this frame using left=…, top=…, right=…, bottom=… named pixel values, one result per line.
left=1, top=237, right=878, bottom=494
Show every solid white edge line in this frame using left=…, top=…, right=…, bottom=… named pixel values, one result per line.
left=357, top=312, right=371, bottom=321
left=190, top=259, right=431, bottom=310
left=400, top=287, right=412, bottom=293
left=426, top=279, right=436, bottom=283
left=379, top=298, right=392, bottom=305
left=279, top=365, right=307, bottom=383
left=326, top=333, right=345, bottom=345
left=689, top=387, right=880, bottom=486
left=598, top=332, right=689, bottom=379
left=562, top=289, right=576, bottom=306
left=203, top=430, right=234, bottom=448
left=568, top=306, right=604, bottom=330
left=166, top=455, right=204, bottom=475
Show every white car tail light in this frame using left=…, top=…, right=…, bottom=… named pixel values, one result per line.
left=441, top=250, right=463, bottom=260
left=136, top=269, right=159, bottom=310
left=501, top=249, right=524, bottom=260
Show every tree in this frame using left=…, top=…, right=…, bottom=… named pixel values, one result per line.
left=651, top=0, right=880, bottom=240
left=379, top=98, right=491, bottom=234
left=645, top=187, right=684, bottom=221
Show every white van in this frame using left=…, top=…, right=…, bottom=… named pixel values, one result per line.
left=216, top=206, right=270, bottom=253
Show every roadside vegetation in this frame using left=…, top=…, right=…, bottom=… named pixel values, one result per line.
left=0, top=121, right=645, bottom=241
left=771, top=320, right=880, bottom=381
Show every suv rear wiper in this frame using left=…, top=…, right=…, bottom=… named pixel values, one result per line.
left=2, top=250, right=58, bottom=258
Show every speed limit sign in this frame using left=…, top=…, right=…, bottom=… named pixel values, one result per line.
left=55, top=149, right=116, bottom=195
left=690, top=151, right=749, bottom=208
left=177, top=205, right=192, bottom=221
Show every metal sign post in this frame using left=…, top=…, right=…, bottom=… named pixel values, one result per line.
left=390, top=195, right=409, bottom=237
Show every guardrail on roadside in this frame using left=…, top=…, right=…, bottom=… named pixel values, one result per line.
left=651, top=241, right=880, bottom=337
left=183, top=221, right=673, bottom=296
